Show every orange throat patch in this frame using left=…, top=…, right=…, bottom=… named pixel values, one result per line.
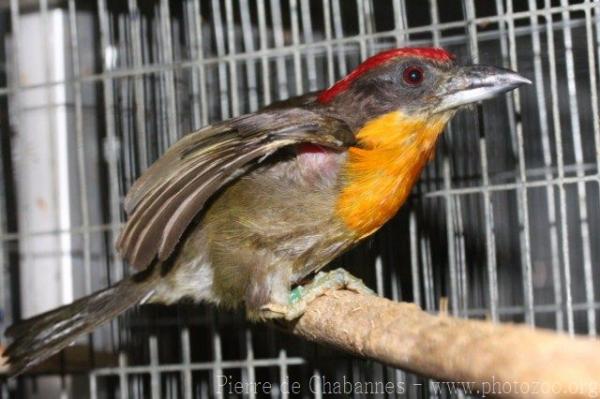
left=336, top=110, right=450, bottom=238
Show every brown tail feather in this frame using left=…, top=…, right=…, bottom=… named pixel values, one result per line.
left=4, top=271, right=158, bottom=376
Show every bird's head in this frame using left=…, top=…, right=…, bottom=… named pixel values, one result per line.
left=329, top=48, right=531, bottom=236
left=318, top=47, right=530, bottom=131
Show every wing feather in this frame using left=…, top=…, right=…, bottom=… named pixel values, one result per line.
left=117, top=107, right=355, bottom=270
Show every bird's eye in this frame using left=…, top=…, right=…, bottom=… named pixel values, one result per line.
left=402, top=66, right=424, bottom=85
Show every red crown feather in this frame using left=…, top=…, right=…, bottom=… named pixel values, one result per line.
left=317, top=47, right=454, bottom=104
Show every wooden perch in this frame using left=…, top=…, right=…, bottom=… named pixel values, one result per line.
left=288, top=290, right=600, bottom=398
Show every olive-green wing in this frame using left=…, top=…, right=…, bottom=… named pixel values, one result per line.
left=116, top=107, right=355, bottom=270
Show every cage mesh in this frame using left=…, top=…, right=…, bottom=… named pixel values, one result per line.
left=0, top=0, right=599, bottom=397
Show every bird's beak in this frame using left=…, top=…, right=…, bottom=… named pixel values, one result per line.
left=435, top=65, right=531, bottom=113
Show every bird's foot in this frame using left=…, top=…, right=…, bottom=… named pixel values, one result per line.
left=259, top=268, right=374, bottom=321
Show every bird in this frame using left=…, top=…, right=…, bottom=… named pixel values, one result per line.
left=3, top=47, right=530, bottom=376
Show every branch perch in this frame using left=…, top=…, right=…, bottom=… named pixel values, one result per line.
left=288, top=290, right=600, bottom=398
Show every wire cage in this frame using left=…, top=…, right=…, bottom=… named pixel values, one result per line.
left=0, top=0, right=599, bottom=397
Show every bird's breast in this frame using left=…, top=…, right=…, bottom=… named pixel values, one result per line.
left=336, top=111, right=450, bottom=238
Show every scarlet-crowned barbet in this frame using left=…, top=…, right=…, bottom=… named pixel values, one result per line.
left=4, top=47, right=530, bottom=375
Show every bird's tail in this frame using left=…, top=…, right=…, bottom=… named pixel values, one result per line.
left=3, top=270, right=158, bottom=376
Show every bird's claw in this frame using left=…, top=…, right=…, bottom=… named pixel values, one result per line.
left=259, top=268, right=374, bottom=321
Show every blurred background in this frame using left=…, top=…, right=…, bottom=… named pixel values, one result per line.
left=0, top=0, right=599, bottom=397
